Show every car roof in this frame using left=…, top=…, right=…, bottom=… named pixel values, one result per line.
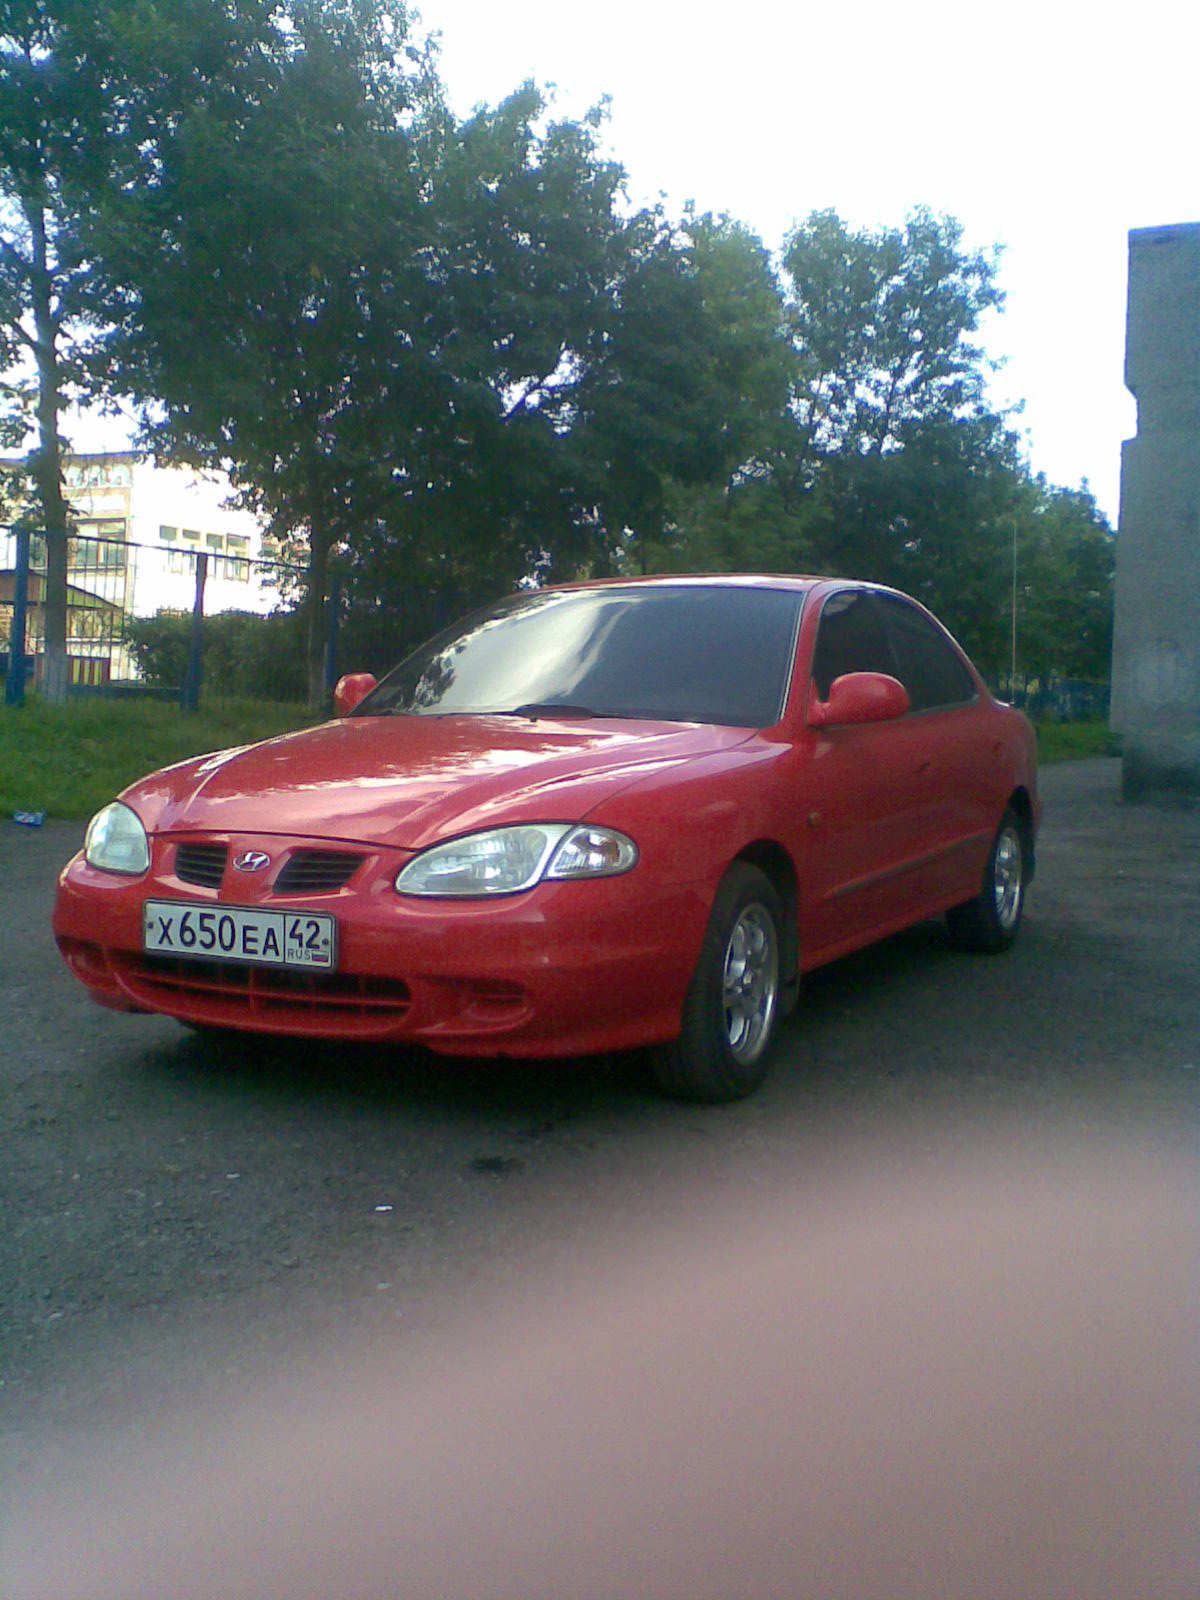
left=534, top=575, right=955, bottom=613
left=536, top=573, right=822, bottom=596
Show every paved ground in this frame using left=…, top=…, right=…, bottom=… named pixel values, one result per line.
left=2, top=758, right=1197, bottom=1457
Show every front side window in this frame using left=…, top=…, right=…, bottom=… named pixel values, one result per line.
left=875, top=594, right=976, bottom=713
left=356, top=585, right=804, bottom=728
left=809, top=589, right=895, bottom=699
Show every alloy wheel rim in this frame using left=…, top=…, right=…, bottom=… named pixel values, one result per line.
left=722, top=903, right=779, bottom=1064
left=993, top=826, right=1023, bottom=930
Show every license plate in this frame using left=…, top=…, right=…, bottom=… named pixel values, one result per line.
left=143, top=900, right=336, bottom=970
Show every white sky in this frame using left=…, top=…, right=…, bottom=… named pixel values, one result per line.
left=419, top=0, right=1200, bottom=524
left=72, top=0, right=1196, bottom=526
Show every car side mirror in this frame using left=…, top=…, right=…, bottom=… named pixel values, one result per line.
left=333, top=672, right=377, bottom=717
left=808, top=672, right=911, bottom=728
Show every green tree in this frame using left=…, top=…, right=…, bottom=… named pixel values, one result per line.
left=107, top=42, right=795, bottom=689
left=94, top=0, right=438, bottom=702
left=574, top=213, right=792, bottom=575
left=1, top=0, right=284, bottom=698
left=333, top=82, right=631, bottom=647
left=0, top=0, right=112, bottom=699
left=1011, top=480, right=1114, bottom=685
left=661, top=207, right=1052, bottom=671
left=782, top=207, right=1003, bottom=471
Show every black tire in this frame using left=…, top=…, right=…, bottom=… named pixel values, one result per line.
left=651, top=863, right=785, bottom=1103
left=946, top=807, right=1027, bottom=953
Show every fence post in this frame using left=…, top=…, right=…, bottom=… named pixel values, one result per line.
left=323, top=574, right=340, bottom=698
left=4, top=526, right=30, bottom=708
left=181, top=551, right=208, bottom=712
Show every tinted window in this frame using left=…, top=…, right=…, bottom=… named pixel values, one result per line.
left=875, top=594, right=976, bottom=712
left=356, top=585, right=803, bottom=727
left=810, top=590, right=895, bottom=698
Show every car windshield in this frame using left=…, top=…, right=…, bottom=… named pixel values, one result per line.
left=354, top=584, right=804, bottom=727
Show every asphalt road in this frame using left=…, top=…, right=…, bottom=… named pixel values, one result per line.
left=2, top=757, right=1197, bottom=1457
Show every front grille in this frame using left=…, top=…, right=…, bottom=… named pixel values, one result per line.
left=273, top=850, right=363, bottom=895
left=174, top=842, right=228, bottom=889
left=112, top=953, right=411, bottom=1039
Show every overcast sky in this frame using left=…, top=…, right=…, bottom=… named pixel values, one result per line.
left=419, top=0, right=1198, bottom=524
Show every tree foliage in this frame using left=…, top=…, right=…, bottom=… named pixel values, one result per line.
left=663, top=209, right=1112, bottom=685
left=784, top=208, right=1002, bottom=464
left=0, top=4, right=1114, bottom=703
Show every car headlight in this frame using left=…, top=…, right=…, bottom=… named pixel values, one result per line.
left=84, top=801, right=150, bottom=876
left=395, top=824, right=638, bottom=898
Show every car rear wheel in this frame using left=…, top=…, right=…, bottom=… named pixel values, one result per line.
left=946, top=808, right=1026, bottom=953
left=651, top=863, right=785, bottom=1102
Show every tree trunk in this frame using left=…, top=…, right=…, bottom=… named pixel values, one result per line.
left=305, top=522, right=332, bottom=707
left=27, top=199, right=71, bottom=704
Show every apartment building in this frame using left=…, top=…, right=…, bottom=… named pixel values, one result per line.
left=2, top=451, right=284, bottom=683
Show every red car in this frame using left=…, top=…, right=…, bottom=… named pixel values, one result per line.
left=54, top=577, right=1039, bottom=1101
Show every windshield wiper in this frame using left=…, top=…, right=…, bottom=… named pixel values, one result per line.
left=505, top=701, right=601, bottom=719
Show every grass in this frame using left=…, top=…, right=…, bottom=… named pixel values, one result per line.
left=1034, top=718, right=1120, bottom=765
left=0, top=694, right=320, bottom=820
left=0, top=696, right=1121, bottom=822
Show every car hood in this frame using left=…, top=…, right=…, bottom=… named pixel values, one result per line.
left=123, top=714, right=756, bottom=851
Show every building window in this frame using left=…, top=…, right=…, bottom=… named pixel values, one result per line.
left=205, top=533, right=224, bottom=552
left=160, top=525, right=178, bottom=542
left=70, top=524, right=127, bottom=571
left=97, top=522, right=127, bottom=570
left=181, top=529, right=200, bottom=543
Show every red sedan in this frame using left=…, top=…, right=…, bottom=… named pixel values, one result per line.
left=54, top=577, right=1039, bottom=1100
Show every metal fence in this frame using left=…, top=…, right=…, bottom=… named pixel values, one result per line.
left=1, top=528, right=303, bottom=706
left=3, top=531, right=1115, bottom=720
left=1000, top=677, right=1111, bottom=723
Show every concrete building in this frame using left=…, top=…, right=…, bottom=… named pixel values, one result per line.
left=1110, top=222, right=1200, bottom=797
left=63, top=450, right=279, bottom=618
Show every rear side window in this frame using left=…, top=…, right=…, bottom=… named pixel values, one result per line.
left=810, top=590, right=895, bottom=698
left=875, top=594, right=977, bottom=712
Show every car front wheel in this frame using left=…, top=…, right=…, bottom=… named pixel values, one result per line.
left=651, top=862, right=784, bottom=1102
left=946, top=808, right=1026, bottom=953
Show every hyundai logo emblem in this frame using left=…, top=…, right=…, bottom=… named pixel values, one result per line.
left=233, top=850, right=271, bottom=873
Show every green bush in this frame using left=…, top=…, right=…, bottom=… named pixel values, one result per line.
left=125, top=609, right=306, bottom=701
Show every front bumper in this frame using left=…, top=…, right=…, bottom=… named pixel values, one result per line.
left=53, top=832, right=709, bottom=1057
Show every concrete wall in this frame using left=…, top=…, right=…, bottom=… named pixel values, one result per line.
left=1110, top=222, right=1200, bottom=798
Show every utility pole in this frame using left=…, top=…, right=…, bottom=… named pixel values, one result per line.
left=1010, top=520, right=1018, bottom=699
left=4, top=527, right=30, bottom=707
left=181, top=552, right=208, bottom=712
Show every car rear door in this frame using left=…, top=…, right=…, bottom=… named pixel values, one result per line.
left=872, top=592, right=998, bottom=905
left=798, top=588, right=934, bottom=961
